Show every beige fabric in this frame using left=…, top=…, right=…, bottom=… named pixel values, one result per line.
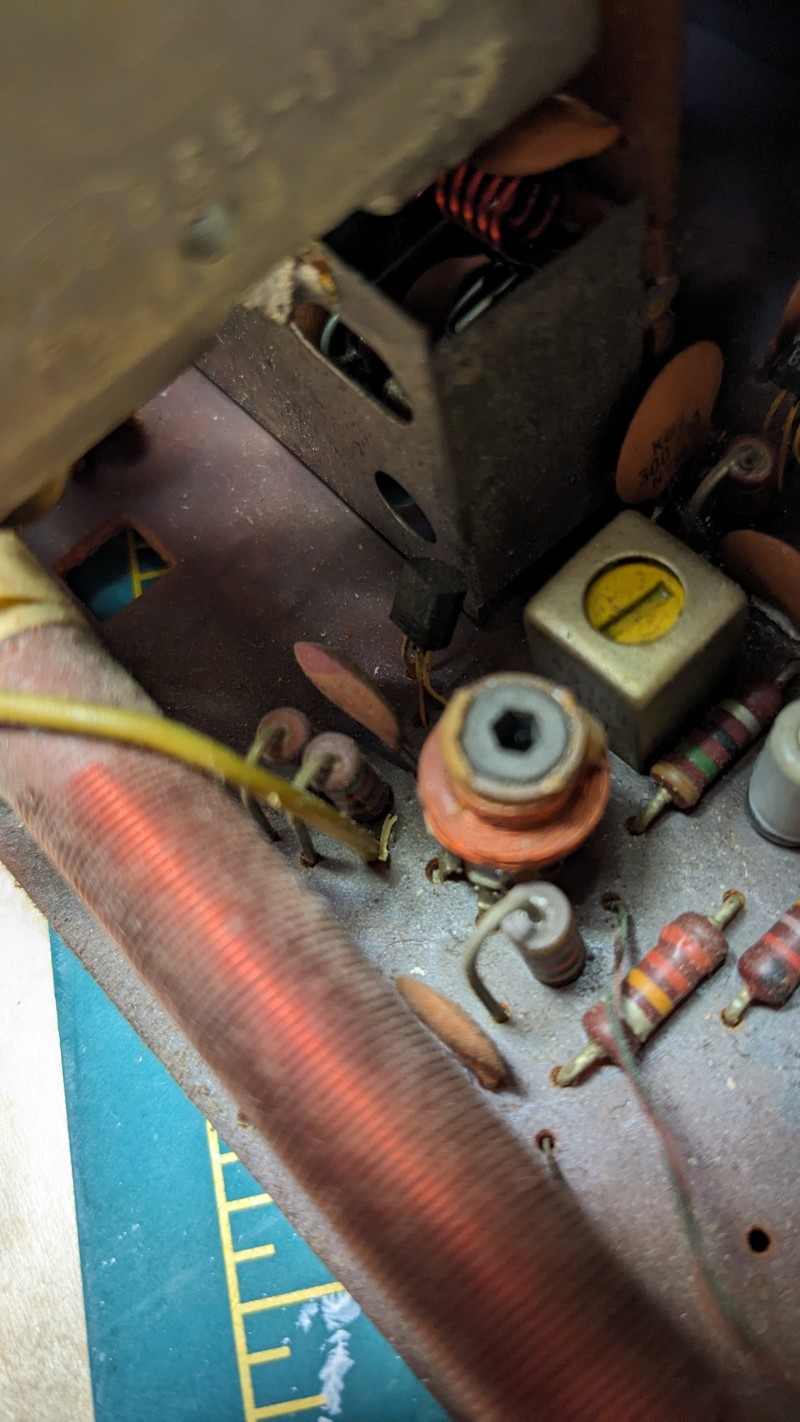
left=0, top=531, right=84, bottom=643
left=0, top=864, right=94, bottom=1422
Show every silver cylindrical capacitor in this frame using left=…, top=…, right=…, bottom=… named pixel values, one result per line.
left=501, top=882, right=586, bottom=986
left=748, top=700, right=800, bottom=846
left=304, top=732, right=392, bottom=824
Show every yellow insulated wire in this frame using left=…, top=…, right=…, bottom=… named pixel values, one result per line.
left=0, top=691, right=381, bottom=861
left=761, top=387, right=786, bottom=435
left=777, top=401, right=800, bottom=492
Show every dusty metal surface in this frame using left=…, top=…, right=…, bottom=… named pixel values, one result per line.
left=0, top=0, right=597, bottom=523
left=1, top=366, right=798, bottom=1417
left=200, top=200, right=646, bottom=612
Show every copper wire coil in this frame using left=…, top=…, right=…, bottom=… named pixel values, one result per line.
left=0, top=622, right=722, bottom=1421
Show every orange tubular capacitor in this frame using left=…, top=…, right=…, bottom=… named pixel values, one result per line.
left=417, top=674, right=610, bottom=876
left=615, top=342, right=724, bottom=505
left=555, top=893, right=744, bottom=1087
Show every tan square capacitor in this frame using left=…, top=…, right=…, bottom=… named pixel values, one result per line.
left=525, top=511, right=748, bottom=768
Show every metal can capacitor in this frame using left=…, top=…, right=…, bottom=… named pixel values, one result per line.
left=748, top=701, right=800, bottom=846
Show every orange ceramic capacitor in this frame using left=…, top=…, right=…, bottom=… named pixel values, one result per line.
left=616, top=342, right=724, bottom=505
left=294, top=642, right=404, bottom=753
left=721, top=530, right=800, bottom=630
left=470, top=93, right=621, bottom=177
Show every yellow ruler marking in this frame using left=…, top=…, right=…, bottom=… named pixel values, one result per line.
left=233, top=1244, right=277, bottom=1263
left=247, top=1347, right=292, bottom=1366
left=126, top=526, right=144, bottom=602
left=207, top=1122, right=340, bottom=1422
left=125, top=525, right=170, bottom=602
left=253, top=1398, right=327, bottom=1419
left=207, top=1121, right=258, bottom=1422
left=239, top=1282, right=343, bottom=1316
left=226, top=1192, right=274, bottom=1212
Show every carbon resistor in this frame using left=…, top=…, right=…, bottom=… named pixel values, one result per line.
left=501, top=883, right=586, bottom=987
left=241, top=708, right=313, bottom=844
left=683, top=436, right=775, bottom=534
left=252, top=707, right=312, bottom=767
left=629, top=664, right=800, bottom=835
left=722, top=902, right=800, bottom=1026
left=554, top=892, right=745, bottom=1087
left=303, top=732, right=391, bottom=824
left=720, top=435, right=776, bottom=524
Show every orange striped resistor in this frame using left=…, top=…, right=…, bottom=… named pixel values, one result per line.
left=722, top=900, right=800, bottom=1026
left=554, top=892, right=744, bottom=1086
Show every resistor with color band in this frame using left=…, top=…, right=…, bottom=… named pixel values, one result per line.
left=303, top=732, right=391, bottom=824
left=501, top=882, right=586, bottom=988
left=554, top=892, right=744, bottom=1086
left=629, top=665, right=800, bottom=835
left=253, top=707, right=312, bottom=766
left=722, top=901, right=800, bottom=1025
left=241, top=707, right=313, bottom=843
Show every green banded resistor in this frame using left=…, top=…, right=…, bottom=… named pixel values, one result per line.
left=630, top=667, right=799, bottom=835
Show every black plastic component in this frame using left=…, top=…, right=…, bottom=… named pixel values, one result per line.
left=768, top=336, right=800, bottom=398
left=390, top=558, right=467, bottom=651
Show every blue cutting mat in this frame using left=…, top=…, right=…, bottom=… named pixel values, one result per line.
left=52, top=935, right=447, bottom=1422
left=51, top=526, right=448, bottom=1421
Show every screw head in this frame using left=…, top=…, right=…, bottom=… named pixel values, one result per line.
left=181, top=202, right=237, bottom=262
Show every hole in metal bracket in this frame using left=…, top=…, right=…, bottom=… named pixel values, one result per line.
left=292, top=303, right=413, bottom=423
left=375, top=471, right=436, bottom=543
